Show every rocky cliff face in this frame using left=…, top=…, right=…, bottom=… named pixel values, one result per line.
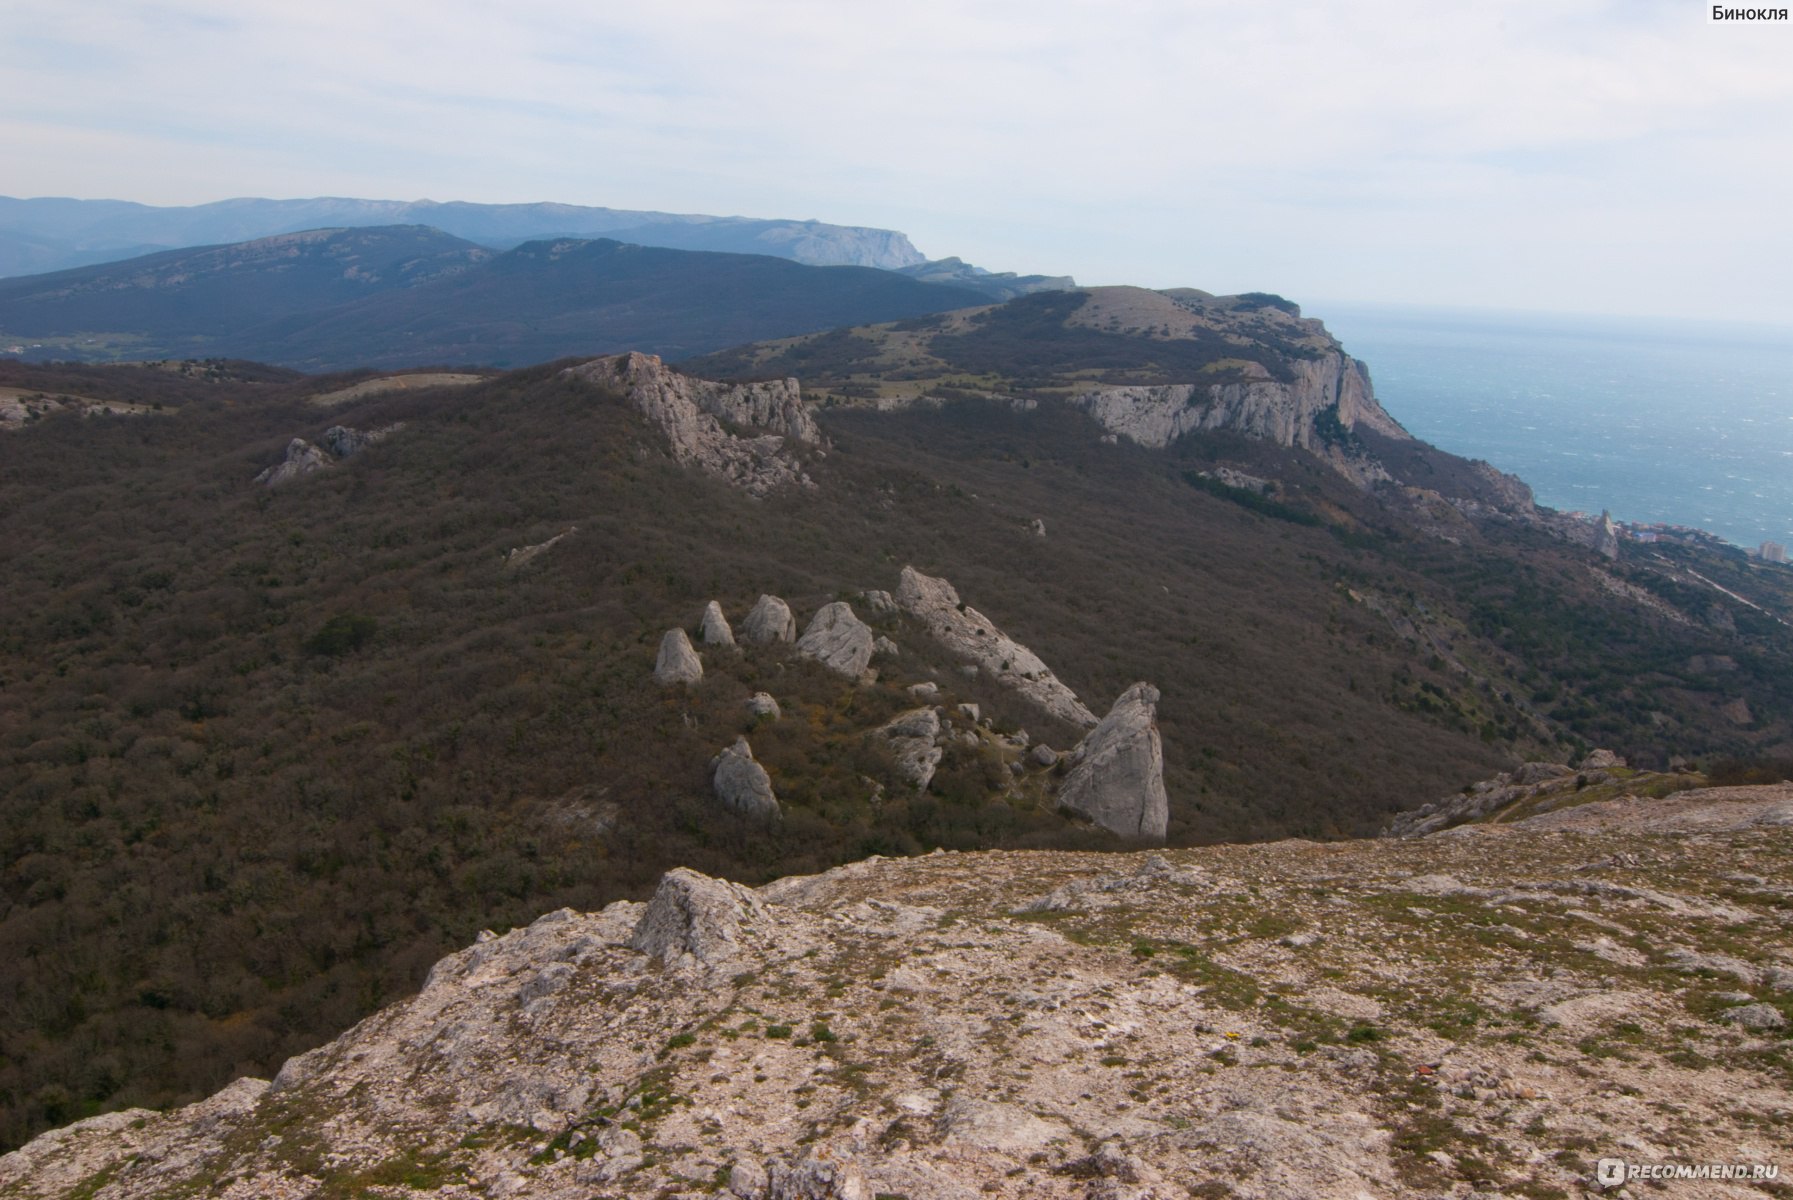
left=1071, top=352, right=1407, bottom=466
left=9, top=782, right=1791, bottom=1200
left=563, top=352, right=820, bottom=497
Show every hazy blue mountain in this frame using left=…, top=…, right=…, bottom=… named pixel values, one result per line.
left=0, top=195, right=929, bottom=276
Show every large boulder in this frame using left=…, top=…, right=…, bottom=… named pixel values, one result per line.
left=1057, top=683, right=1168, bottom=840
left=653, top=629, right=703, bottom=685
left=628, top=867, right=767, bottom=974
left=741, top=594, right=798, bottom=644
left=878, top=707, right=943, bottom=789
left=700, top=601, right=736, bottom=647
left=795, top=602, right=874, bottom=678
left=710, top=737, right=780, bottom=820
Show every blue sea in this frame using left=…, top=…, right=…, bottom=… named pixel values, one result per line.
left=1314, top=303, right=1793, bottom=550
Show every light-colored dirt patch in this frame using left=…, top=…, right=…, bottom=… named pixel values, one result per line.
left=0, top=387, right=161, bottom=429
left=308, top=372, right=487, bottom=407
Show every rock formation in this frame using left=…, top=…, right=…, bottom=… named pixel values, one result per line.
left=253, top=437, right=333, bottom=486
left=740, top=594, right=798, bottom=644
left=562, top=352, right=820, bottom=497
left=652, top=628, right=703, bottom=686
left=745, top=693, right=781, bottom=720
left=1593, top=509, right=1621, bottom=560
left=876, top=707, right=944, bottom=789
left=503, top=526, right=575, bottom=570
left=1070, top=352, right=1408, bottom=462
left=1385, top=751, right=1644, bottom=837
left=700, top=600, right=735, bottom=646
left=894, top=566, right=1097, bottom=728
left=1056, top=683, right=1168, bottom=840
left=794, top=602, right=874, bottom=678
left=14, top=781, right=1791, bottom=1199
left=709, top=737, right=780, bottom=821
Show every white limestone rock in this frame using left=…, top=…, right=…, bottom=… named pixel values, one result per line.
left=629, top=866, right=768, bottom=972
left=1057, top=683, right=1168, bottom=840
left=878, top=708, right=944, bottom=789
left=653, top=628, right=704, bottom=686
left=795, top=602, right=874, bottom=678
left=710, top=737, right=781, bottom=821
left=701, top=600, right=736, bottom=646
left=894, top=565, right=1097, bottom=729
left=742, top=594, right=798, bottom=644
left=746, top=693, right=782, bottom=720
left=254, top=437, right=333, bottom=486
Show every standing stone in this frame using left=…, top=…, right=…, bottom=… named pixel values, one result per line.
left=741, top=594, right=798, bottom=644
left=795, top=602, right=875, bottom=677
left=701, top=601, right=736, bottom=646
left=1030, top=518, right=1047, bottom=538
left=710, top=737, right=780, bottom=821
left=653, top=629, right=703, bottom=685
left=1057, top=683, right=1168, bottom=840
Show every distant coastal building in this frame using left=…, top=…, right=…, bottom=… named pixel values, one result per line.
left=1760, top=541, right=1787, bottom=564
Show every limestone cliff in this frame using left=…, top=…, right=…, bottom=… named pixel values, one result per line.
left=563, top=352, right=820, bottom=497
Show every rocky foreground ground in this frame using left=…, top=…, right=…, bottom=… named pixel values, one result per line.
left=4, top=786, right=1791, bottom=1200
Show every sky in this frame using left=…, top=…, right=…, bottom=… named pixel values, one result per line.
left=6, top=0, right=1793, bottom=324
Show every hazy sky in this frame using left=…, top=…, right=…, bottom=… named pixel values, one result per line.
left=7, top=0, right=1793, bottom=323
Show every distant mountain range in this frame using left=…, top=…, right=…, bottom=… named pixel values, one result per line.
left=0, top=226, right=994, bottom=369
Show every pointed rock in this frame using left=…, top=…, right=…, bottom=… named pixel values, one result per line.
left=711, top=736, right=780, bottom=820
left=254, top=438, right=333, bottom=486
left=1058, top=683, right=1168, bottom=840
left=628, top=867, right=766, bottom=973
left=701, top=601, right=736, bottom=646
left=795, top=602, right=875, bottom=677
left=653, top=629, right=703, bottom=685
left=742, top=594, right=798, bottom=644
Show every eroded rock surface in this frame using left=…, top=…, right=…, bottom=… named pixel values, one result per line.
left=701, top=600, right=736, bottom=647
left=742, top=594, right=798, bottom=644
left=15, top=786, right=1793, bottom=1199
left=895, top=565, right=1097, bottom=728
left=877, top=707, right=944, bottom=789
left=253, top=437, right=333, bottom=486
left=795, top=602, right=874, bottom=678
left=1057, top=683, right=1168, bottom=839
left=710, top=737, right=780, bottom=821
left=563, top=352, right=819, bottom=496
left=653, top=628, right=704, bottom=686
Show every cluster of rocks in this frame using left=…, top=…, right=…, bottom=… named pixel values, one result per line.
left=562, top=352, right=821, bottom=497
left=15, top=777, right=1793, bottom=1200
left=253, top=422, right=402, bottom=486
left=1386, top=749, right=1630, bottom=837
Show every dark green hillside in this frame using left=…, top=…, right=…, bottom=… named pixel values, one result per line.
left=2, top=358, right=1790, bottom=1150
left=232, top=239, right=984, bottom=370
left=0, top=226, right=488, bottom=344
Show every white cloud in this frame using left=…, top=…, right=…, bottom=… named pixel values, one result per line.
left=4, top=0, right=1792, bottom=319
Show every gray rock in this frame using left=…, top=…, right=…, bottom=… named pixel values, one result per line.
left=628, top=867, right=767, bottom=973
left=766, top=1150, right=869, bottom=1199
left=322, top=425, right=372, bottom=458
left=907, top=681, right=940, bottom=699
left=563, top=353, right=818, bottom=496
left=742, top=594, right=798, bottom=644
left=701, top=601, right=736, bottom=646
left=1057, top=683, right=1168, bottom=840
left=872, top=635, right=900, bottom=658
left=746, top=693, right=781, bottom=720
left=254, top=437, right=333, bottom=486
left=895, top=566, right=1097, bottom=728
left=711, top=737, right=781, bottom=821
left=1592, top=510, right=1621, bottom=560
left=957, top=703, right=981, bottom=722
left=1030, top=517, right=1046, bottom=538
left=1579, top=749, right=1625, bottom=771
left=795, top=602, right=874, bottom=677
left=861, top=589, right=897, bottom=614
left=878, top=708, right=944, bottom=789
left=1513, top=761, right=1576, bottom=786
left=1029, top=743, right=1059, bottom=768
left=1721, top=1003, right=1786, bottom=1031
left=729, top=1159, right=770, bottom=1199
left=653, top=629, right=703, bottom=686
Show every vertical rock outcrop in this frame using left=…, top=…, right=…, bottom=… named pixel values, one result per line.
left=877, top=707, right=944, bottom=789
left=894, top=566, right=1097, bottom=729
left=627, top=867, right=767, bottom=973
left=254, top=438, right=334, bottom=486
left=653, top=629, right=704, bottom=686
left=795, top=602, right=875, bottom=678
left=1057, top=683, right=1168, bottom=840
left=562, top=352, right=819, bottom=496
left=742, top=594, right=798, bottom=644
left=709, top=737, right=780, bottom=821
left=700, top=601, right=736, bottom=646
